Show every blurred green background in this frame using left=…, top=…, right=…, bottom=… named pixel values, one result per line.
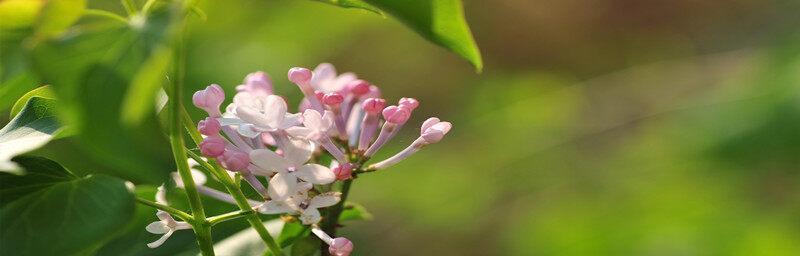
left=10, top=0, right=800, bottom=255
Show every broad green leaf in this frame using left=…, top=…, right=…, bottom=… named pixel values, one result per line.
left=0, top=156, right=76, bottom=206
left=9, top=85, right=54, bottom=117
left=34, top=0, right=86, bottom=38
left=277, top=221, right=311, bottom=248
left=31, top=8, right=175, bottom=184
left=0, top=0, right=43, bottom=31
left=0, top=97, right=61, bottom=174
left=121, top=46, right=172, bottom=126
left=362, top=0, right=482, bottom=71
left=339, top=201, right=373, bottom=222
left=0, top=71, right=39, bottom=112
left=312, top=0, right=383, bottom=15
left=0, top=160, right=135, bottom=256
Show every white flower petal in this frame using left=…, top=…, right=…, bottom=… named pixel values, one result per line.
left=250, top=149, right=290, bottom=172
left=268, top=172, right=297, bottom=201
left=218, top=117, right=244, bottom=126
left=312, top=63, right=337, bottom=85
left=285, top=127, right=314, bottom=139
left=146, top=221, right=170, bottom=234
left=283, top=139, right=314, bottom=167
left=303, top=110, right=324, bottom=130
left=294, top=164, right=335, bottom=184
left=263, top=95, right=287, bottom=128
left=236, top=106, right=273, bottom=130
left=147, top=229, right=174, bottom=248
left=280, top=113, right=303, bottom=129
left=300, top=208, right=322, bottom=225
left=309, top=192, right=341, bottom=208
left=237, top=124, right=260, bottom=138
left=258, top=200, right=296, bottom=214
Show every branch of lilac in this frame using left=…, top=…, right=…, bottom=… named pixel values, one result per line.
left=142, top=63, right=451, bottom=256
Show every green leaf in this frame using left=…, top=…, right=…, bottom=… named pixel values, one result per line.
left=0, top=159, right=136, bottom=256
left=9, top=85, right=55, bottom=118
left=277, top=221, right=311, bottom=248
left=290, top=234, right=320, bottom=256
left=0, top=71, right=39, bottom=112
left=0, top=97, right=61, bottom=174
left=312, top=0, right=383, bottom=15
left=0, top=156, right=76, bottom=207
left=34, top=0, right=86, bottom=38
left=0, top=0, right=43, bottom=31
left=339, top=201, right=373, bottom=222
left=121, top=46, right=172, bottom=126
left=31, top=8, right=175, bottom=184
left=362, top=0, right=482, bottom=71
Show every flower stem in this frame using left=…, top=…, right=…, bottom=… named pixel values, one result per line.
left=136, top=197, right=194, bottom=222
left=84, top=9, right=128, bottom=24
left=167, top=5, right=214, bottom=254
left=207, top=210, right=253, bottom=225
left=320, top=179, right=353, bottom=256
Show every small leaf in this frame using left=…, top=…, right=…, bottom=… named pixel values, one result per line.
left=278, top=221, right=311, bottom=248
left=0, top=156, right=77, bottom=207
left=363, top=0, right=483, bottom=71
left=121, top=46, right=172, bottom=126
left=0, top=159, right=136, bottom=256
left=312, top=0, right=383, bottom=15
left=339, top=201, right=373, bottom=222
left=0, top=0, right=43, bottom=31
left=9, top=85, right=55, bottom=118
left=0, top=97, right=61, bottom=174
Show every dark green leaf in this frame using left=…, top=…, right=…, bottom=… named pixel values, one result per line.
left=121, top=46, right=172, bottom=126
left=0, top=156, right=76, bottom=206
left=312, top=0, right=383, bottom=15
left=31, top=9, right=175, bottom=184
left=290, top=233, right=321, bottom=256
left=0, top=97, right=61, bottom=174
left=339, top=201, right=373, bottom=222
left=0, top=167, right=136, bottom=255
left=278, top=221, right=311, bottom=248
left=362, top=0, right=483, bottom=71
left=9, top=85, right=55, bottom=118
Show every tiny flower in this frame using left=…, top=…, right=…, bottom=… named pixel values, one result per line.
left=237, top=71, right=273, bottom=94
left=250, top=139, right=335, bottom=200
left=233, top=95, right=302, bottom=132
left=146, top=211, right=192, bottom=248
left=309, top=63, right=357, bottom=93
left=382, top=105, right=411, bottom=124
left=258, top=191, right=341, bottom=225
left=322, top=92, right=344, bottom=105
left=192, top=84, right=225, bottom=117
left=332, top=163, right=353, bottom=181
left=288, top=67, right=313, bottom=84
left=362, top=98, right=386, bottom=114
left=398, top=97, right=419, bottom=110
left=218, top=149, right=250, bottom=171
left=419, top=117, right=452, bottom=144
left=329, top=237, right=354, bottom=256
left=347, top=80, right=370, bottom=96
left=197, top=117, right=222, bottom=136
left=286, top=109, right=335, bottom=141
left=199, top=136, right=226, bottom=157
left=311, top=227, right=354, bottom=256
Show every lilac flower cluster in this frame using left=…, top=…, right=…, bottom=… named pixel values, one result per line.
left=147, top=63, right=451, bottom=255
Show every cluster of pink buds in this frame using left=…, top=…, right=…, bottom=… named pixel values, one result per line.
left=153, top=64, right=452, bottom=254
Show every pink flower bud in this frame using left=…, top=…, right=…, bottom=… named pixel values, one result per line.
left=398, top=97, right=419, bottom=110
left=199, top=136, right=226, bottom=157
left=315, top=91, right=325, bottom=101
left=332, top=163, right=353, bottom=181
left=192, top=84, right=225, bottom=117
left=197, top=117, right=221, bottom=136
left=288, top=67, right=312, bottom=84
left=382, top=105, right=411, bottom=124
left=420, top=117, right=452, bottom=144
left=347, top=80, right=370, bottom=95
left=328, top=237, right=354, bottom=256
left=362, top=98, right=386, bottom=114
left=363, top=85, right=381, bottom=98
left=322, top=92, right=344, bottom=105
left=237, top=71, right=273, bottom=94
left=218, top=150, right=250, bottom=171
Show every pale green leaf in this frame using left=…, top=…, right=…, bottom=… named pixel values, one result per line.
left=312, top=0, right=383, bottom=15
left=339, top=201, right=373, bottom=222
left=0, top=97, right=61, bottom=174
left=35, top=0, right=86, bottom=38
left=9, top=85, right=55, bottom=118
left=121, top=46, right=172, bottom=126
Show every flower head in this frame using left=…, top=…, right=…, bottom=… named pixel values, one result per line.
left=197, top=117, right=222, bottom=136
left=199, top=136, right=226, bottom=157
left=193, top=84, right=225, bottom=117
left=420, top=117, right=452, bottom=144
left=329, top=237, right=354, bottom=256
left=237, top=71, right=273, bottom=94
left=218, top=149, right=250, bottom=171
left=250, top=139, right=335, bottom=200
left=382, top=105, right=411, bottom=124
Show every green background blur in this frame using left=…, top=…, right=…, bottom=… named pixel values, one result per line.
left=13, top=0, right=800, bottom=255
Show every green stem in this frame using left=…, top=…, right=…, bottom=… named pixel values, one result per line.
left=84, top=9, right=129, bottom=24
left=323, top=180, right=353, bottom=234
left=136, top=197, right=194, bottom=222
left=207, top=210, right=252, bottom=226
left=167, top=8, right=215, bottom=255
